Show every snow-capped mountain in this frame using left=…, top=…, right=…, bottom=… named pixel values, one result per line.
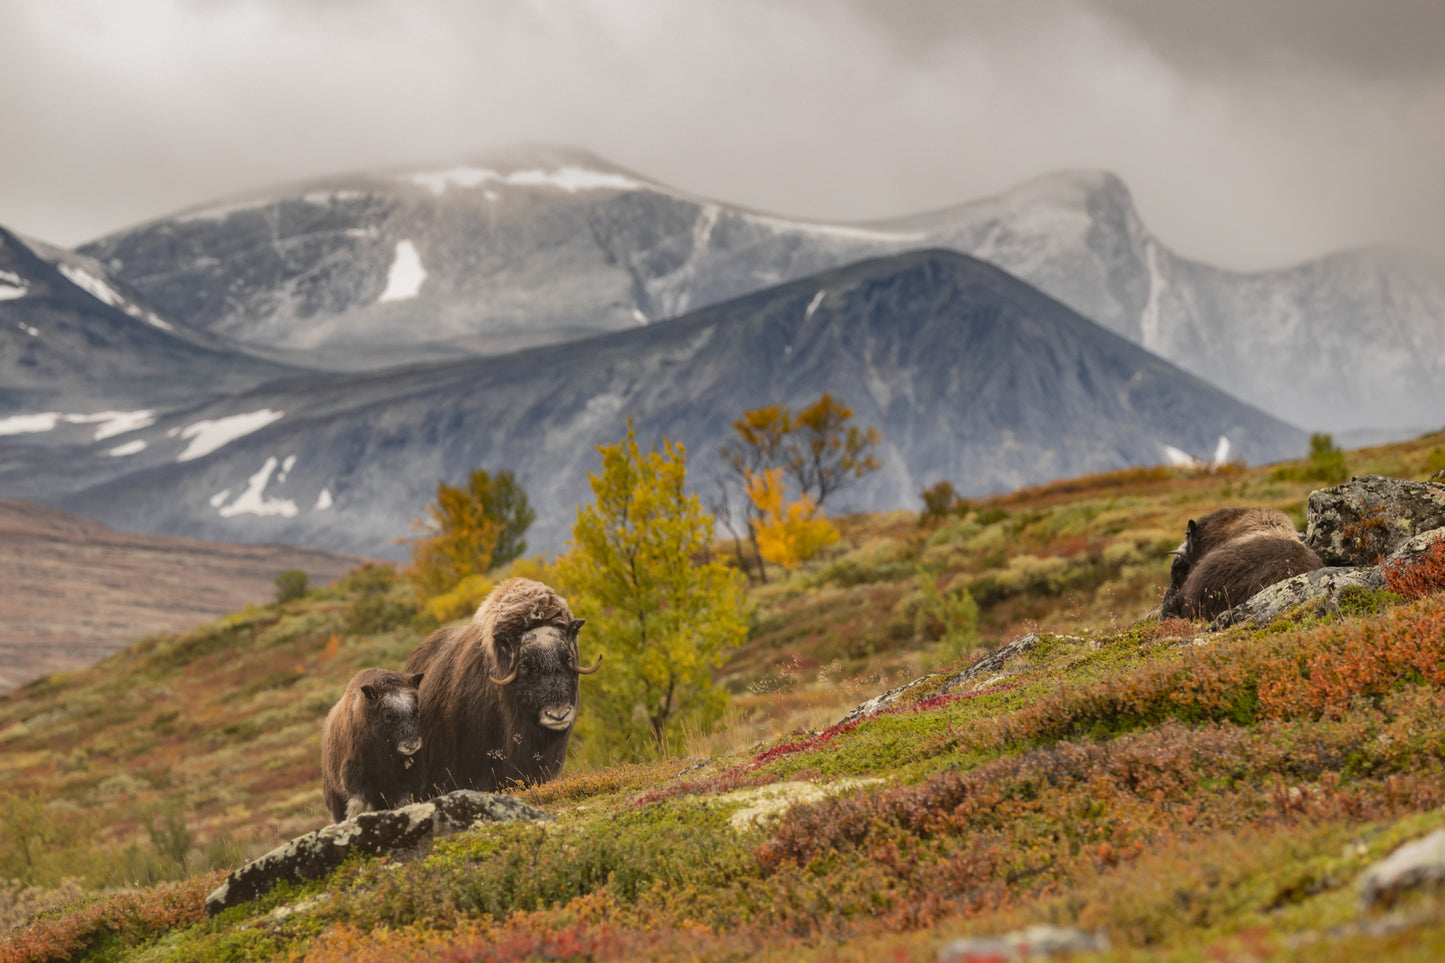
left=0, top=227, right=300, bottom=454
left=15, top=251, right=1302, bottom=557
left=76, top=146, right=1445, bottom=432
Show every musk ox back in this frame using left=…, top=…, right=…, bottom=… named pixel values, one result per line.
left=404, top=577, right=599, bottom=797
left=1161, top=506, right=1322, bottom=621
left=321, top=669, right=424, bottom=822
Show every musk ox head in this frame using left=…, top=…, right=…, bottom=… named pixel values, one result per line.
left=489, top=617, right=597, bottom=732
left=360, top=671, right=424, bottom=760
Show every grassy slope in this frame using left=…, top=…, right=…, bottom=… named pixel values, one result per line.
left=3, top=431, right=1445, bottom=960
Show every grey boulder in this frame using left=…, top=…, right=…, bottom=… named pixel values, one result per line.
left=204, top=790, right=551, bottom=916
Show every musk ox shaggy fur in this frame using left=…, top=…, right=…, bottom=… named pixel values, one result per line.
left=321, top=669, right=424, bottom=823
left=1160, top=507, right=1323, bottom=621
left=404, top=577, right=599, bottom=797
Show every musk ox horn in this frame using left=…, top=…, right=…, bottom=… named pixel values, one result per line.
left=571, top=654, right=602, bottom=675
left=488, top=664, right=519, bottom=686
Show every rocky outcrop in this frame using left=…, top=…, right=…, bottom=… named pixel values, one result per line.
left=204, top=790, right=551, bottom=916
left=838, top=633, right=1067, bottom=725
left=1209, top=567, right=1385, bottom=630
left=1358, top=828, right=1445, bottom=911
left=1306, top=476, right=1445, bottom=566
left=1210, top=525, right=1445, bottom=630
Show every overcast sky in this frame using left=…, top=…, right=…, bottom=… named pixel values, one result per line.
left=3, top=0, right=1442, bottom=270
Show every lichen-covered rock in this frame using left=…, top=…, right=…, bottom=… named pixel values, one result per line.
left=1209, top=566, right=1385, bottom=631
left=1306, top=475, right=1445, bottom=566
left=204, top=790, right=551, bottom=916
left=1380, top=526, right=1445, bottom=572
left=836, top=633, right=1055, bottom=725
left=1358, top=828, right=1445, bottom=911
left=937, top=924, right=1109, bottom=961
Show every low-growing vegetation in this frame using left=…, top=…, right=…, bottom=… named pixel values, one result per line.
left=3, top=428, right=1445, bottom=960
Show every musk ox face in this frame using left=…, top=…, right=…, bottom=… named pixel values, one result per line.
left=361, top=673, right=424, bottom=761
left=491, top=618, right=596, bottom=732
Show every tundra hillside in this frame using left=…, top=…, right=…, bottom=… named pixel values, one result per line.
left=4, top=432, right=1445, bottom=961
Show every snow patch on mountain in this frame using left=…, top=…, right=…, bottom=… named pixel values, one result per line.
left=108, top=439, right=147, bottom=457
left=744, top=212, right=925, bottom=243
left=804, top=290, right=825, bottom=322
left=1161, top=435, right=1232, bottom=469
left=216, top=457, right=299, bottom=518
left=15, top=322, right=39, bottom=336
left=0, top=269, right=27, bottom=300
left=0, top=410, right=154, bottom=440
left=379, top=241, right=426, bottom=302
left=170, top=409, right=286, bottom=462
left=0, top=413, right=63, bottom=436
left=1139, top=241, right=1166, bottom=352
left=57, top=264, right=174, bottom=331
left=404, top=166, right=642, bottom=196
left=314, top=488, right=334, bottom=511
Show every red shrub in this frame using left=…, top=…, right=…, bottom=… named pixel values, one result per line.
left=1382, top=536, right=1445, bottom=600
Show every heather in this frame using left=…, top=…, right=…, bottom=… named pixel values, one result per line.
left=3, top=430, right=1445, bottom=960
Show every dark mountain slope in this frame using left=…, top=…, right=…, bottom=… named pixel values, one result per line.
left=47, top=250, right=1304, bottom=555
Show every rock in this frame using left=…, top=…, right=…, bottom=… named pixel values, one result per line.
left=1358, top=828, right=1445, bottom=911
left=837, top=633, right=1054, bottom=725
left=204, top=790, right=551, bottom=916
left=1209, top=567, right=1385, bottom=630
left=1306, top=476, right=1445, bottom=566
left=1380, top=526, right=1445, bottom=572
left=938, top=924, right=1110, bottom=961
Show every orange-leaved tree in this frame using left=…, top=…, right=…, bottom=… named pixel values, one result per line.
left=406, top=469, right=535, bottom=601
left=746, top=468, right=839, bottom=570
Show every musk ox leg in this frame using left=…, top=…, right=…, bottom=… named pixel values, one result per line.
left=345, top=795, right=373, bottom=820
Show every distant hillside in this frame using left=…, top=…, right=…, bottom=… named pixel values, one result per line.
left=0, top=499, right=368, bottom=691
left=30, top=250, right=1305, bottom=557
left=74, top=146, right=1445, bottom=431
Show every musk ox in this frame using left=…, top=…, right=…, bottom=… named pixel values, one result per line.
left=321, top=668, right=424, bottom=822
left=1160, top=507, right=1323, bottom=621
left=404, top=577, right=599, bottom=797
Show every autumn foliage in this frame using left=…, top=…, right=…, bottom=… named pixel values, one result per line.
left=744, top=468, right=838, bottom=569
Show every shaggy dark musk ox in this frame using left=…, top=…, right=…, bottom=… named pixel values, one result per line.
left=321, top=669, right=424, bottom=822
left=404, top=577, right=599, bottom=796
left=1161, top=507, right=1323, bottom=621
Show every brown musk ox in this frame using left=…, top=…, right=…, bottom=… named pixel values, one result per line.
left=321, top=668, right=424, bottom=822
left=1161, top=507, right=1323, bottom=621
left=404, top=577, right=599, bottom=797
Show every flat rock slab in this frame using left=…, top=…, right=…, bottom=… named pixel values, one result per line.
left=205, top=790, right=551, bottom=916
left=1306, top=475, right=1445, bottom=566
left=1358, top=828, right=1445, bottom=911
left=1210, top=566, right=1385, bottom=631
left=938, top=924, right=1109, bottom=961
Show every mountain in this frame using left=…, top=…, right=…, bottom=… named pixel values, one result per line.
left=0, top=227, right=304, bottom=446
left=76, top=147, right=1445, bottom=432
left=25, top=250, right=1304, bottom=557
left=0, top=498, right=367, bottom=692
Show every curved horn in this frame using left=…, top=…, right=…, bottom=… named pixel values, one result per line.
left=571, top=654, right=603, bottom=675
left=489, top=660, right=518, bottom=686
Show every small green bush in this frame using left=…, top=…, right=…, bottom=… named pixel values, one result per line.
left=273, top=569, right=309, bottom=604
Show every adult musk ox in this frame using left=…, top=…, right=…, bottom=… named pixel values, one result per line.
left=404, top=577, right=599, bottom=796
left=1160, top=507, right=1323, bottom=621
left=321, top=669, right=424, bottom=822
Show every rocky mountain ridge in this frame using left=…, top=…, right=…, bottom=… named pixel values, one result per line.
left=74, top=146, right=1445, bottom=431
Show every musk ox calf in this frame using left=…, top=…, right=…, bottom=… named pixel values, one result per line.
left=404, top=577, right=600, bottom=797
left=1160, top=506, right=1323, bottom=621
left=321, top=669, right=424, bottom=822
